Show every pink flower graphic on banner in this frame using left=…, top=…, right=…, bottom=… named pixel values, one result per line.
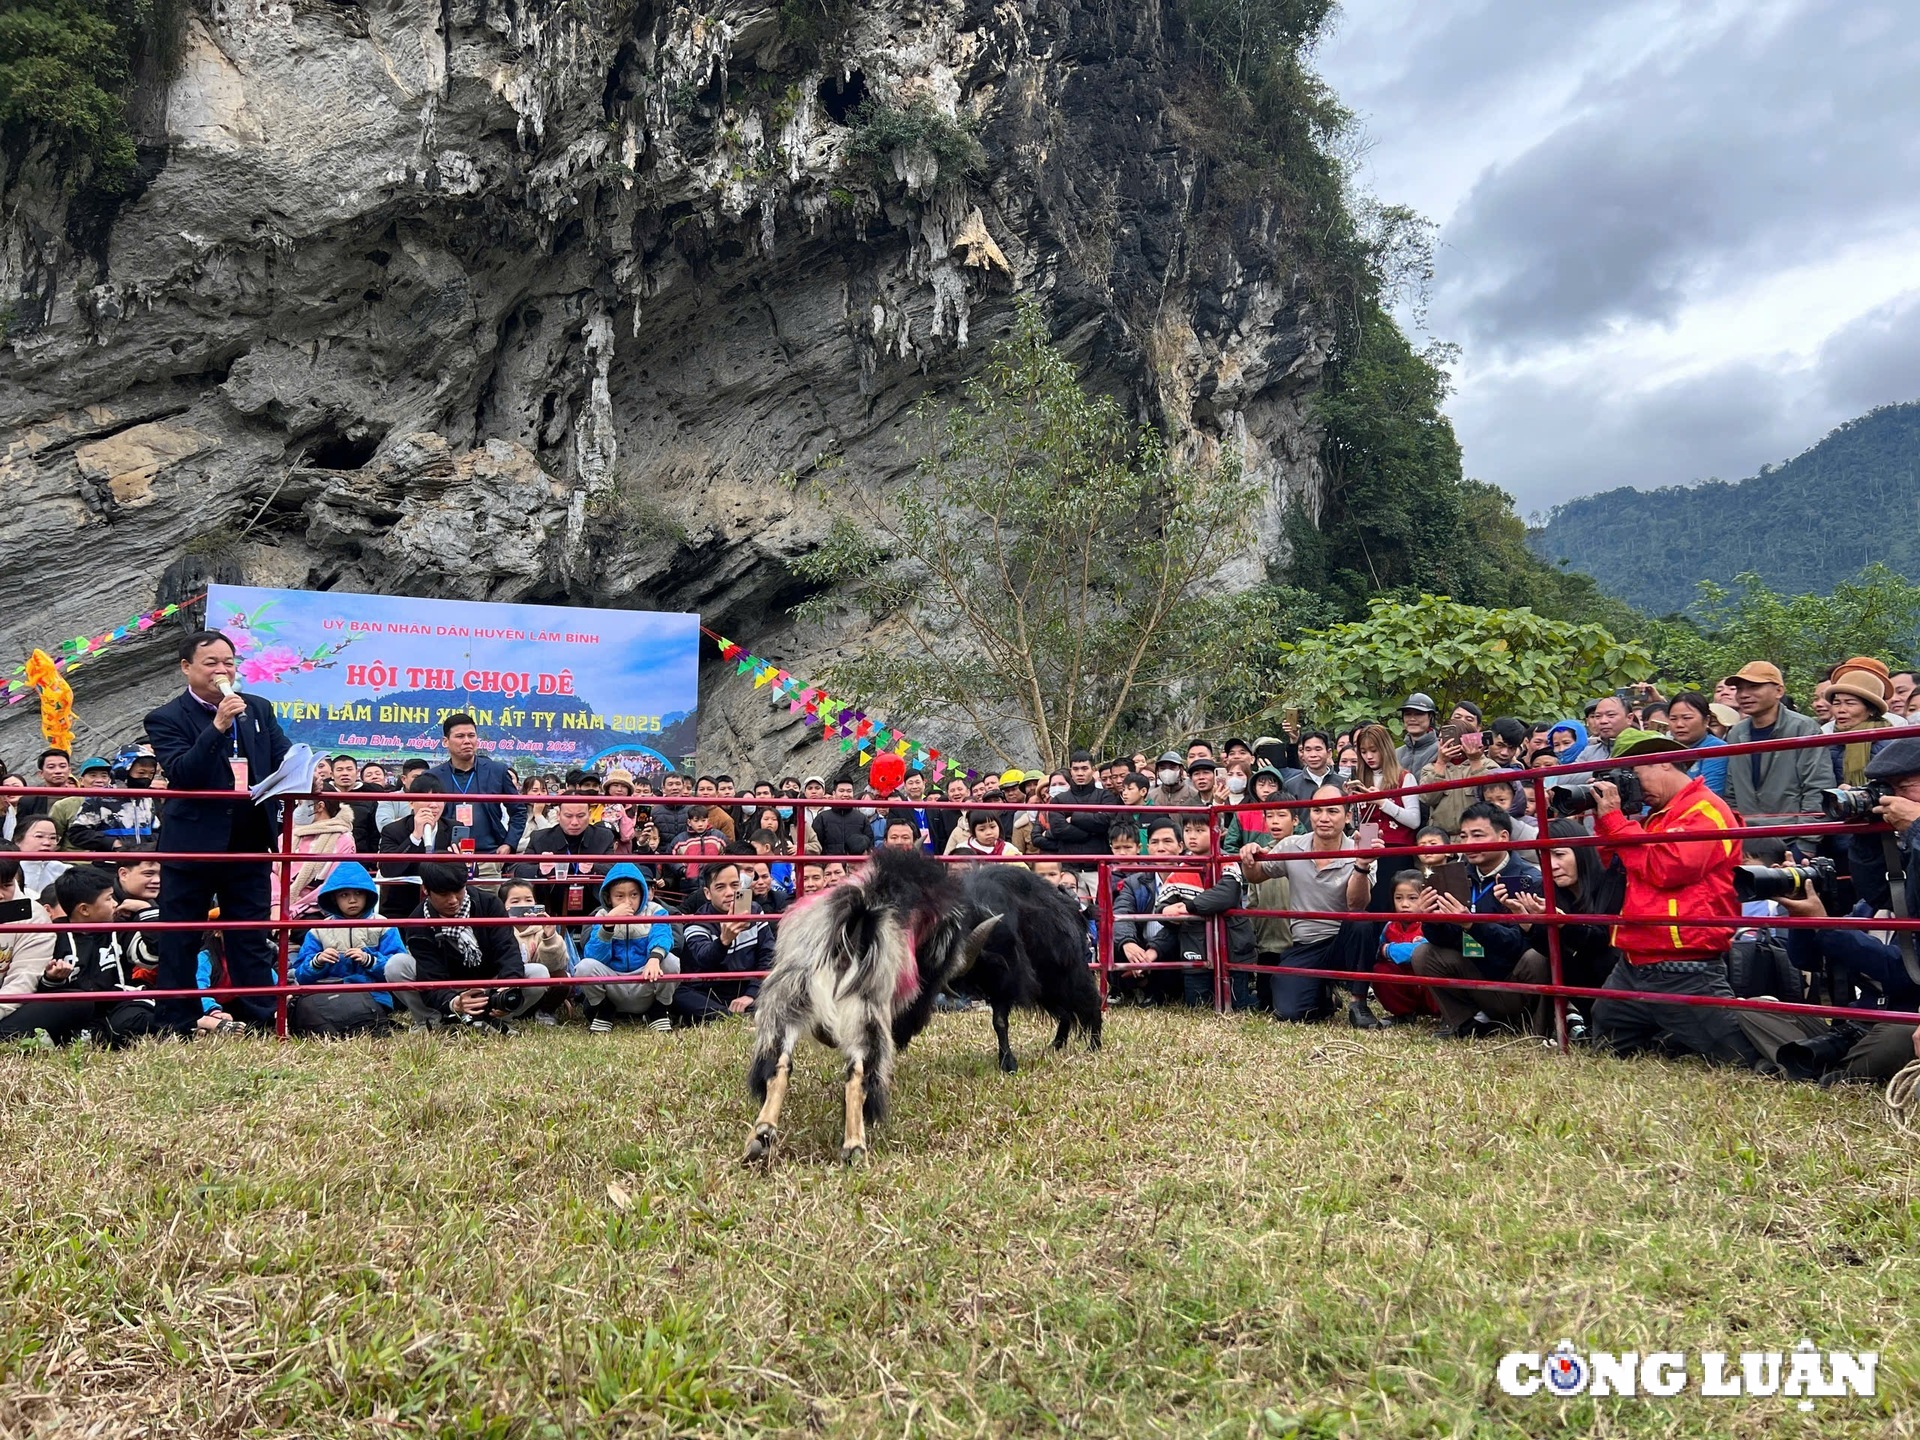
left=239, top=645, right=303, bottom=684
left=221, top=610, right=260, bottom=655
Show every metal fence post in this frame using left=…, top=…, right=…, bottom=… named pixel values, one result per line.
left=274, top=799, right=295, bottom=1039
left=1532, top=775, right=1570, bottom=1053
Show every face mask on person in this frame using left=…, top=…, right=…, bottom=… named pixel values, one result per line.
left=1157, top=767, right=1180, bottom=785
left=1224, top=774, right=1247, bottom=796
left=1048, top=784, right=1069, bottom=799
left=1336, top=765, right=1353, bottom=781
left=776, top=806, right=792, bottom=819
left=857, top=805, right=875, bottom=817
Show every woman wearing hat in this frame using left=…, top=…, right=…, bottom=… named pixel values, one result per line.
left=1826, top=666, right=1896, bottom=788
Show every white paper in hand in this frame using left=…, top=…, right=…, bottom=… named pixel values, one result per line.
left=249, top=743, right=320, bottom=802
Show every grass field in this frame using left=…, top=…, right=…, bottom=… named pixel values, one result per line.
left=0, top=1009, right=1913, bottom=1438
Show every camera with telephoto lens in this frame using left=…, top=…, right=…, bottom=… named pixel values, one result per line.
left=1819, top=781, right=1892, bottom=823
left=1732, top=856, right=1837, bottom=904
left=1547, top=768, right=1643, bottom=817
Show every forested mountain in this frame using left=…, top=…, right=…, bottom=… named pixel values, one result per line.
left=1528, top=403, right=1920, bottom=616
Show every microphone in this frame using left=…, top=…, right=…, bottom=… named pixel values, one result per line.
left=216, top=679, right=237, bottom=701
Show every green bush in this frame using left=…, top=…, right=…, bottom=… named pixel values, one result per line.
left=0, top=0, right=182, bottom=189
left=846, top=96, right=984, bottom=191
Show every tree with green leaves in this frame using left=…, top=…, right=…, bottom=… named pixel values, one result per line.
left=1638, top=565, right=1920, bottom=702
left=791, top=305, right=1314, bottom=769
left=1269, top=593, right=1655, bottom=728
left=0, top=0, right=179, bottom=190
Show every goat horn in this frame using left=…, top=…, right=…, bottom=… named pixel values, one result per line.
left=956, top=913, right=1002, bottom=971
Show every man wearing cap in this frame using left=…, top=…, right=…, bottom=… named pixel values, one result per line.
left=66, top=752, right=159, bottom=850
left=1723, top=661, right=1833, bottom=852
left=1188, top=754, right=1220, bottom=806
left=49, top=757, right=114, bottom=846
left=1149, top=752, right=1197, bottom=807
left=1395, top=695, right=1440, bottom=775
left=1586, top=733, right=1760, bottom=1066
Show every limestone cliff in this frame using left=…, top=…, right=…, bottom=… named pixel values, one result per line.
left=0, top=0, right=1330, bottom=774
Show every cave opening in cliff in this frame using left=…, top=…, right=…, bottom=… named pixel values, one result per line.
left=302, top=432, right=382, bottom=470
left=818, top=69, right=867, bottom=125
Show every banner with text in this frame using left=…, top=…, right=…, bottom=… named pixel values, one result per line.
left=205, top=585, right=698, bottom=774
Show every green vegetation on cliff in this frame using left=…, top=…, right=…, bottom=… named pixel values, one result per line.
left=1172, top=0, right=1620, bottom=630
left=1530, top=402, right=1920, bottom=617
left=0, top=0, right=179, bottom=189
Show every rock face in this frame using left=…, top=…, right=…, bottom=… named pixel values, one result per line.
left=0, top=0, right=1330, bottom=774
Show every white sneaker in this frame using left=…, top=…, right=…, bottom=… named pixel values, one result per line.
left=589, top=1016, right=614, bottom=1034
left=648, top=1016, right=672, bottom=1033
left=534, top=1011, right=559, bottom=1027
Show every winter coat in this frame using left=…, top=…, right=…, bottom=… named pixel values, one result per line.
left=425, top=756, right=529, bottom=852
left=582, top=863, right=676, bottom=972
left=812, top=807, right=874, bottom=858
left=1395, top=730, right=1440, bottom=777
left=291, top=863, right=408, bottom=1005
left=0, top=895, right=58, bottom=1022
left=1594, top=775, right=1738, bottom=966
left=1033, top=782, right=1115, bottom=855
left=406, top=887, right=527, bottom=1017
left=1725, top=707, right=1833, bottom=841
left=678, top=896, right=773, bottom=1003
left=289, top=810, right=357, bottom=915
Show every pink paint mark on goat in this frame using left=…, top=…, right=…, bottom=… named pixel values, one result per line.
left=896, top=932, right=921, bottom=1003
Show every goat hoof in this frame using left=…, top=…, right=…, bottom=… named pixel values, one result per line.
left=840, top=1143, right=866, bottom=1168
left=742, top=1126, right=777, bottom=1165
left=998, top=1052, right=1018, bottom=1074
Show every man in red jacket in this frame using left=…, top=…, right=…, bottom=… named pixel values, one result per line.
left=1588, top=734, right=1759, bottom=1065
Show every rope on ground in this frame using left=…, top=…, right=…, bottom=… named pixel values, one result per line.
left=1886, top=1059, right=1920, bottom=1136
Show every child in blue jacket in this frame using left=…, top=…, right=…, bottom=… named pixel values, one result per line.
left=290, top=862, right=408, bottom=1035
left=579, top=862, right=679, bottom=1032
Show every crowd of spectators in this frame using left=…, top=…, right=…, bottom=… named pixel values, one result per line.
left=2, top=651, right=1919, bottom=1090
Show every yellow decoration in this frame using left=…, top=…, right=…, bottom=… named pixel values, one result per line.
left=25, top=649, right=74, bottom=753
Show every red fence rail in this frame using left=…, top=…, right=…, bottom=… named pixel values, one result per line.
left=2, top=725, right=1913, bottom=1049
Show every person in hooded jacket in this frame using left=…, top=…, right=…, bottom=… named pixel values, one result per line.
left=1546, top=719, right=1588, bottom=762
left=577, top=862, right=679, bottom=1033
left=289, top=862, right=407, bottom=1036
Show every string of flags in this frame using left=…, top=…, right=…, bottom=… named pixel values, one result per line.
left=3, top=596, right=202, bottom=707
left=710, top=632, right=976, bottom=784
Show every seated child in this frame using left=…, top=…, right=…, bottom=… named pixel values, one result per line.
left=290, top=862, right=408, bottom=1036
left=1372, top=869, right=1438, bottom=1020
left=578, top=862, right=679, bottom=1032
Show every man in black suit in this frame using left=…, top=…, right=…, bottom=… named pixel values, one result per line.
left=511, top=799, right=617, bottom=919
left=144, top=629, right=294, bottom=1032
left=376, top=773, right=459, bottom=913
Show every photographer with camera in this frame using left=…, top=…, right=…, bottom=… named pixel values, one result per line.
left=382, top=862, right=548, bottom=1030
left=1766, top=740, right=1920, bottom=1048
left=1586, top=734, right=1759, bottom=1066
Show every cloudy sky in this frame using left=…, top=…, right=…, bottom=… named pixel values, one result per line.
left=1313, top=0, right=1920, bottom=518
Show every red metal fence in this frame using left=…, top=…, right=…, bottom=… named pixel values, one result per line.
left=2, top=726, right=1913, bottom=1050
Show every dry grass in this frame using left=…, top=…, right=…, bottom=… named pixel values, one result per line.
left=0, top=1010, right=1914, bottom=1438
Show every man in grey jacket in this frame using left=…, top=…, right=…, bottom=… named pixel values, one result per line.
left=1723, top=660, right=1833, bottom=853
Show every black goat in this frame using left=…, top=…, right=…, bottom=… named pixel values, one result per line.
left=889, top=862, right=1103, bottom=1074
